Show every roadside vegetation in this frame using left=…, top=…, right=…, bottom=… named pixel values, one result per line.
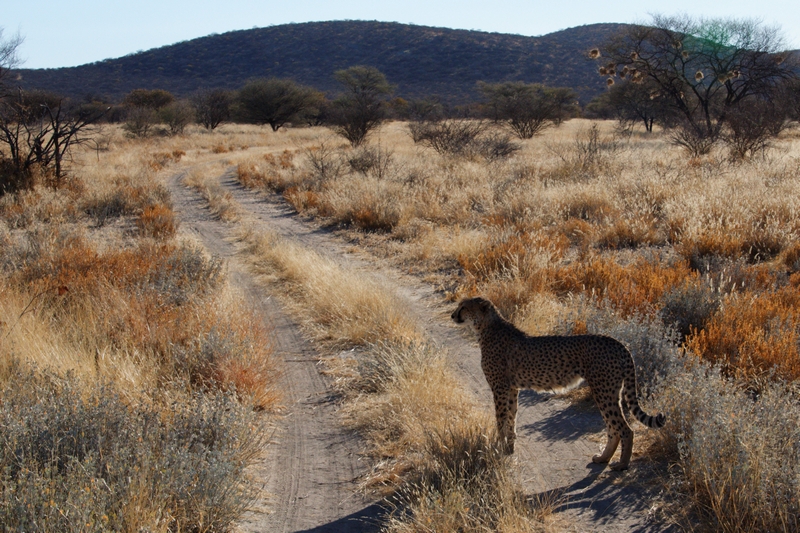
left=0, top=128, right=283, bottom=531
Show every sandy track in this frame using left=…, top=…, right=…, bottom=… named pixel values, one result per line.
left=169, top=167, right=675, bottom=533
left=169, top=171, right=382, bottom=532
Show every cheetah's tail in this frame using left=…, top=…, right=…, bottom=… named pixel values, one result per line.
left=629, top=402, right=666, bottom=428
left=623, top=376, right=666, bottom=428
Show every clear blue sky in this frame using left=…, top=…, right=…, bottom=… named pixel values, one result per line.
left=4, top=0, right=799, bottom=69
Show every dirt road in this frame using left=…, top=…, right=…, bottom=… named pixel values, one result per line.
left=168, top=167, right=674, bottom=533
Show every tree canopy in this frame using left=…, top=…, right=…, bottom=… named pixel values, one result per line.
left=480, top=81, right=577, bottom=138
left=328, top=66, right=393, bottom=146
left=237, top=78, right=317, bottom=131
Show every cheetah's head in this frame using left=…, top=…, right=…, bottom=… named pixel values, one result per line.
left=451, top=297, right=499, bottom=331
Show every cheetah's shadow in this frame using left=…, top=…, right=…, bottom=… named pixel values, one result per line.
left=517, top=389, right=606, bottom=442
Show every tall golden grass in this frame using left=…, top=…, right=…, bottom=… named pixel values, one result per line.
left=183, top=162, right=241, bottom=222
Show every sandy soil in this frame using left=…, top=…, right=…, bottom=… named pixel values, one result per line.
left=168, top=166, right=677, bottom=533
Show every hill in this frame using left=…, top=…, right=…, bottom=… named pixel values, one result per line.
left=12, top=21, right=627, bottom=105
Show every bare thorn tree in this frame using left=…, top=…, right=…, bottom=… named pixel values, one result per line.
left=0, top=33, right=107, bottom=193
left=191, top=89, right=231, bottom=130
left=1, top=90, right=108, bottom=191
left=597, top=15, right=797, bottom=156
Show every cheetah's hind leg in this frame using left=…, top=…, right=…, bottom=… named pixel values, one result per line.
left=592, top=434, right=620, bottom=465
left=591, top=392, right=633, bottom=470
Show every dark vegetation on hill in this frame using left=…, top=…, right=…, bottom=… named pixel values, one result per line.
left=13, top=21, right=626, bottom=104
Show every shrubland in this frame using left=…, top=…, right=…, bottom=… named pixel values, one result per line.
left=5, top=115, right=799, bottom=531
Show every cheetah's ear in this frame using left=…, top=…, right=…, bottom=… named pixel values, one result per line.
left=478, top=298, right=493, bottom=311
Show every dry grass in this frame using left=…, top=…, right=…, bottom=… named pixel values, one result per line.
left=0, top=124, right=283, bottom=530
left=183, top=163, right=241, bottom=222
left=10, top=118, right=798, bottom=530
left=343, top=344, right=552, bottom=533
left=242, top=227, right=423, bottom=348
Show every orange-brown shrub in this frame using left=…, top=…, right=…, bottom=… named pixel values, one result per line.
left=348, top=206, right=397, bottom=232
left=264, top=149, right=295, bottom=169
left=678, top=224, right=788, bottom=267
left=136, top=203, right=177, bottom=238
left=198, top=316, right=282, bottom=412
left=0, top=187, right=82, bottom=228
left=8, top=236, right=280, bottom=395
left=18, top=237, right=216, bottom=298
left=238, top=151, right=298, bottom=192
left=559, top=192, right=619, bottom=223
left=597, top=216, right=667, bottom=250
left=148, top=150, right=185, bottom=171
left=781, top=241, right=800, bottom=273
left=468, top=278, right=538, bottom=320
left=553, top=256, right=697, bottom=318
left=82, top=175, right=172, bottom=227
left=237, top=162, right=272, bottom=189
left=457, top=229, right=568, bottom=282
left=685, top=285, right=800, bottom=381
left=283, top=186, right=323, bottom=213
left=677, top=229, right=744, bottom=267
left=455, top=229, right=568, bottom=318
left=550, top=218, right=596, bottom=251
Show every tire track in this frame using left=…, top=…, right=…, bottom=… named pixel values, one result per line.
left=168, top=171, right=382, bottom=533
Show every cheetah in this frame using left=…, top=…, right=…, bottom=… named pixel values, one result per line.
left=452, top=297, right=665, bottom=471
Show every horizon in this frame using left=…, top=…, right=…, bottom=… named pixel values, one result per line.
left=4, top=1, right=800, bottom=70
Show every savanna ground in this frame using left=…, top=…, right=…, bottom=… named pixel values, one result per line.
left=2, top=117, right=800, bottom=532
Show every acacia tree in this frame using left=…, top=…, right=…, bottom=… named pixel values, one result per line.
left=596, top=15, right=797, bottom=156
left=191, top=89, right=231, bottom=130
left=159, top=100, right=194, bottom=135
left=479, top=82, right=577, bottom=139
left=328, top=66, right=393, bottom=147
left=237, top=78, right=316, bottom=131
left=122, top=89, right=175, bottom=138
left=123, top=89, right=174, bottom=110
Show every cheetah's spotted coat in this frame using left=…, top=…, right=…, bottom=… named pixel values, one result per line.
left=452, top=297, right=665, bottom=470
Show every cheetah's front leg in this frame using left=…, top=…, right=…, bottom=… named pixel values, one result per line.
left=492, top=386, right=519, bottom=454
